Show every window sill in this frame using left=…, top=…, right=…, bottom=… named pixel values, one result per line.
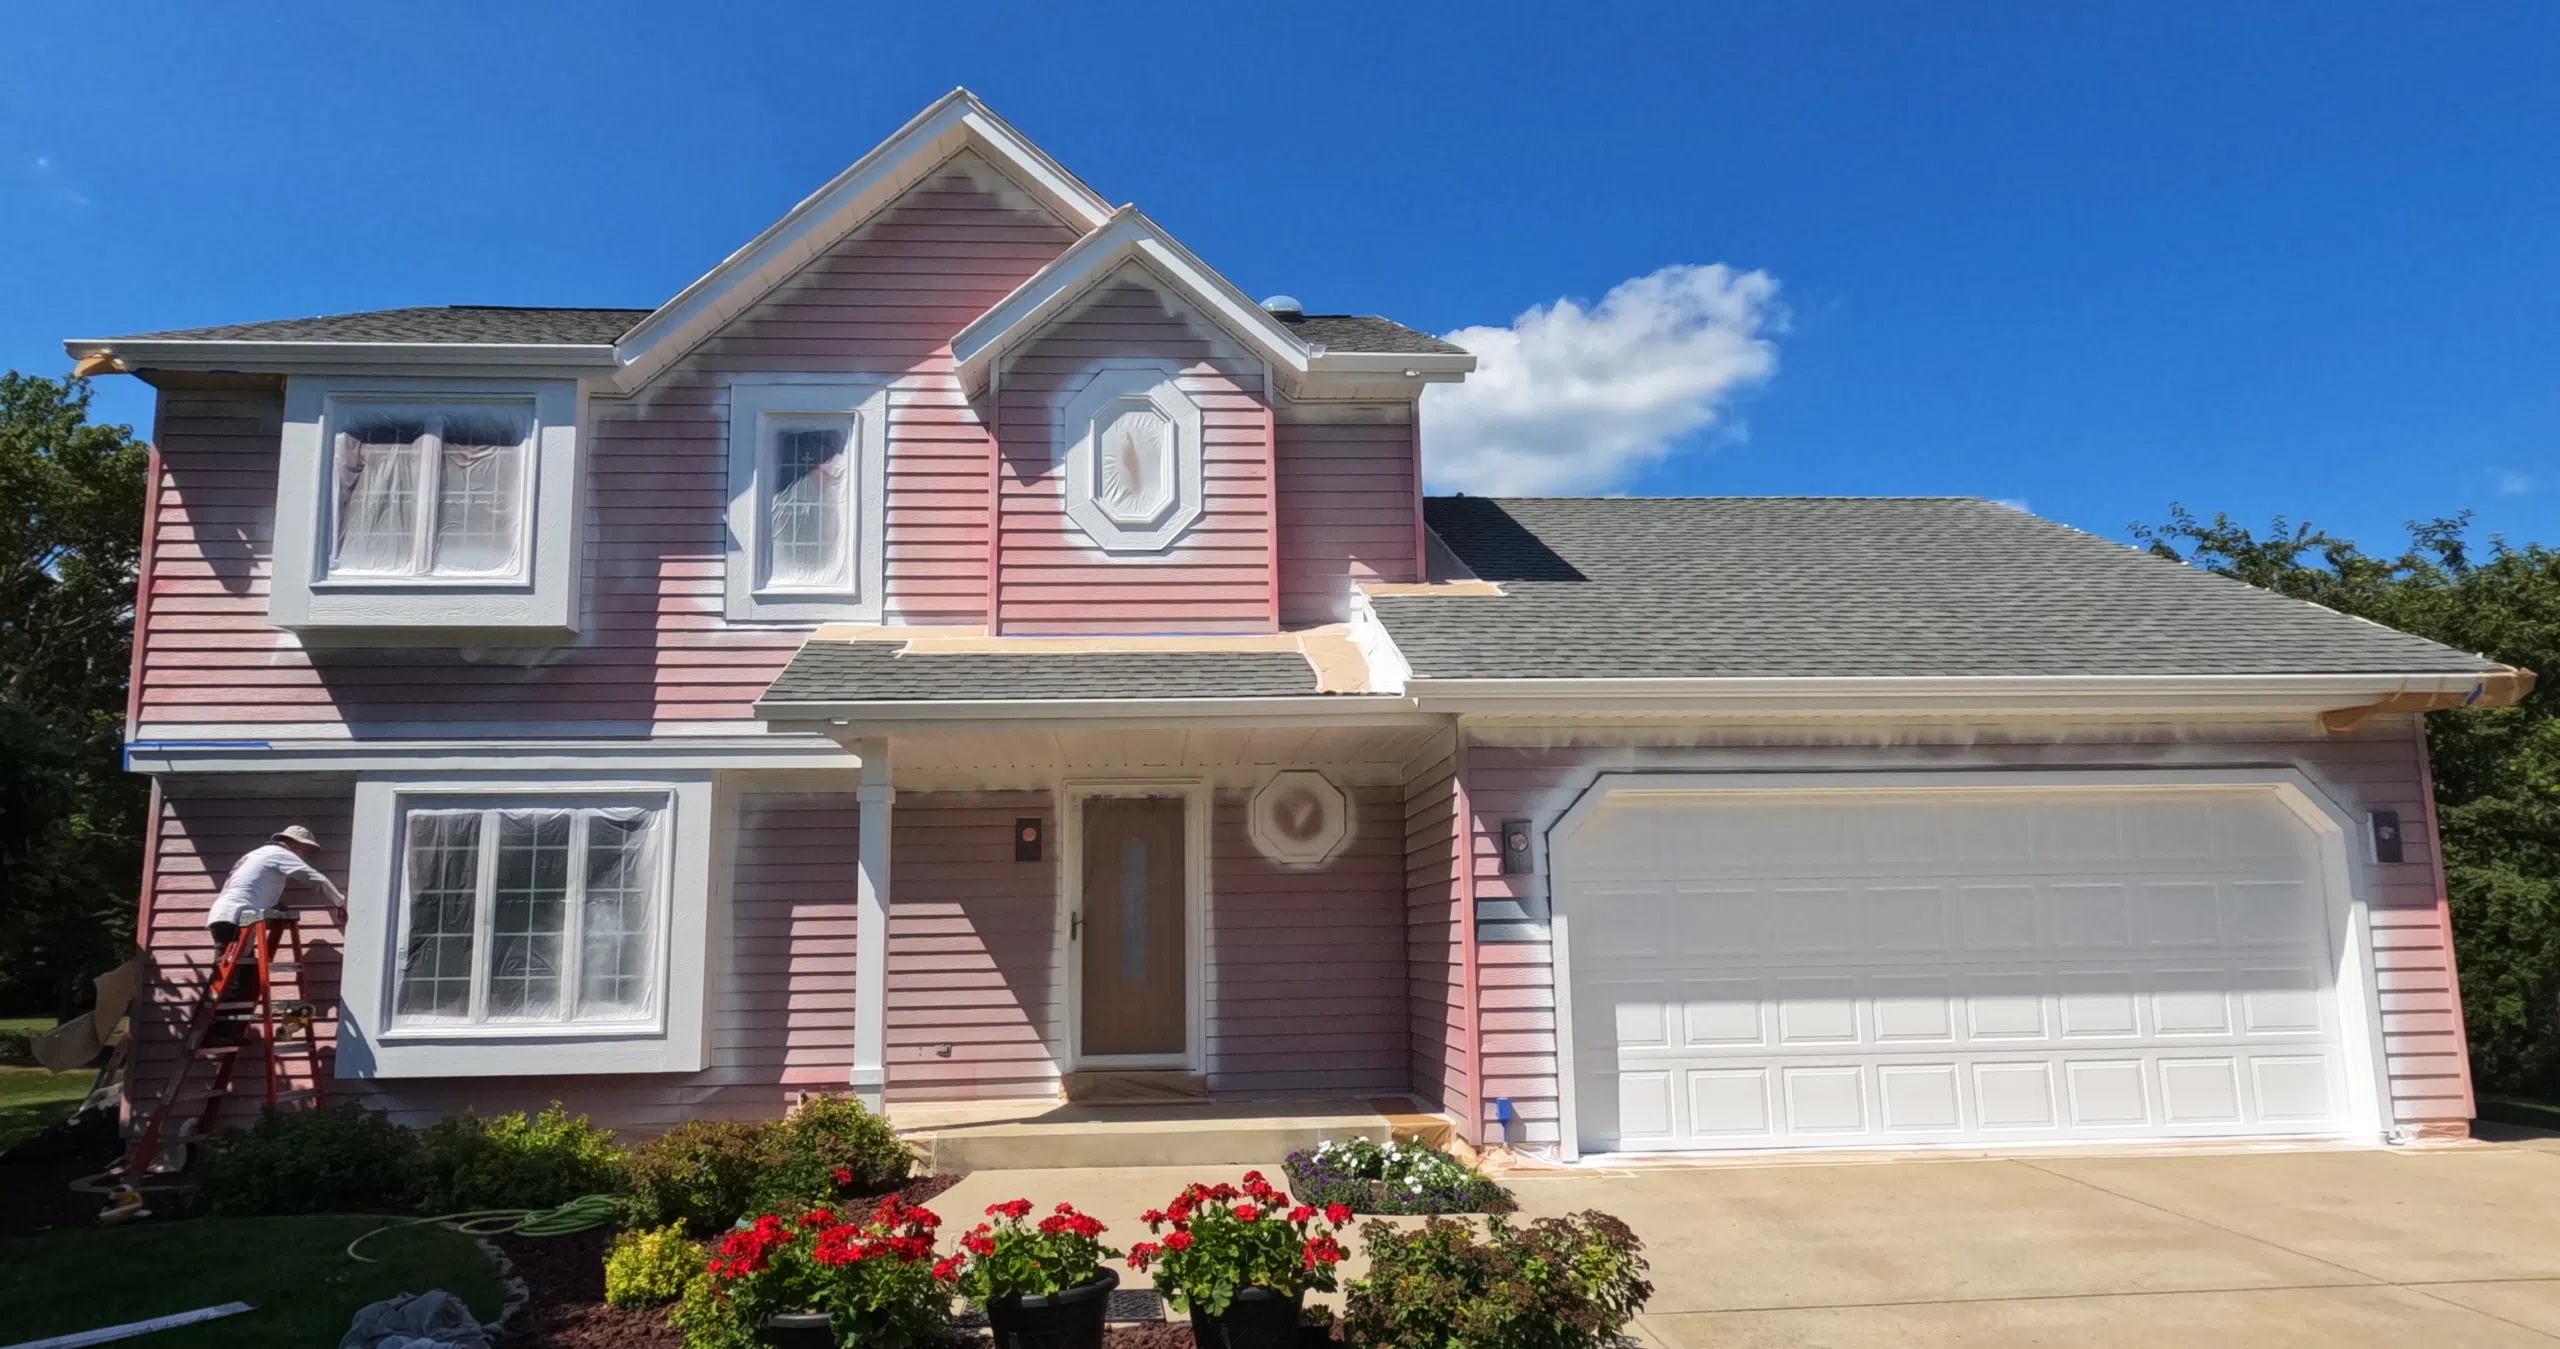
left=376, top=1019, right=663, bottom=1044
left=311, top=574, right=535, bottom=592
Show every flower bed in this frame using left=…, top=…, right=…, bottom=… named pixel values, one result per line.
left=1281, top=1139, right=1514, bottom=1216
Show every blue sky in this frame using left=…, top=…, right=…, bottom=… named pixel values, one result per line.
left=6, top=2, right=2555, bottom=554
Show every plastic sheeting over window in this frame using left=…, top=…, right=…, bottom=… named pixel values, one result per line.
left=391, top=802, right=662, bottom=1028
left=765, top=424, right=851, bottom=589
left=331, top=405, right=530, bottom=579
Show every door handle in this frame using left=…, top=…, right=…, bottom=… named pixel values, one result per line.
left=1070, top=912, right=1082, bottom=941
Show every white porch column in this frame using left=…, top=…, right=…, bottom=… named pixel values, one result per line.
left=851, top=737, right=893, bottom=1110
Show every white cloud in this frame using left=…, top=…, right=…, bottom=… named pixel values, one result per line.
left=1421, top=263, right=1781, bottom=495
left=2494, top=469, right=2533, bottom=497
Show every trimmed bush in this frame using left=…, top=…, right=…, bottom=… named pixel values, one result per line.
left=606, top=1224, right=706, bottom=1307
left=623, top=1119, right=782, bottom=1234
left=748, top=1093, right=911, bottom=1214
left=194, top=1103, right=419, bottom=1216
left=1285, top=1137, right=1514, bottom=1215
left=1341, top=1211, right=1651, bottom=1349
left=409, top=1103, right=625, bottom=1213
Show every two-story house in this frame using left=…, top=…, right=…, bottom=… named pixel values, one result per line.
left=69, top=91, right=2528, bottom=1162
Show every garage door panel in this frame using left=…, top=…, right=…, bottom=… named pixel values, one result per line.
left=1880, top=1063, right=1963, bottom=1131
left=1568, top=789, right=2353, bottom=1155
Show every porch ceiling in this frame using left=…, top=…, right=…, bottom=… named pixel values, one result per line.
left=886, top=724, right=1448, bottom=789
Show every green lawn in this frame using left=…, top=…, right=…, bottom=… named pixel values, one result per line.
left=2478, top=1096, right=2560, bottom=1132
left=0, top=1014, right=103, bottom=1152
left=0, top=1216, right=507, bottom=1347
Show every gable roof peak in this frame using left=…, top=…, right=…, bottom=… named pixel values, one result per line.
left=608, top=90, right=1113, bottom=392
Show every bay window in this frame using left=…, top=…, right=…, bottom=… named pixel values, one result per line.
left=391, top=800, right=665, bottom=1029
left=330, top=403, right=534, bottom=580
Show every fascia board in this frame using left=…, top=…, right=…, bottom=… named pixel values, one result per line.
left=609, top=91, right=1113, bottom=394
left=952, top=209, right=1315, bottom=397
left=125, top=735, right=861, bottom=775
left=1407, top=671, right=2505, bottom=716
left=1306, top=351, right=1478, bottom=376
left=62, top=339, right=619, bottom=375
left=755, top=695, right=1434, bottom=730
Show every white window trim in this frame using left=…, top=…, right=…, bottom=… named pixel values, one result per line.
left=1053, top=361, right=1205, bottom=555
left=271, top=376, right=584, bottom=635
left=725, top=376, right=890, bottom=622
left=337, top=774, right=715, bottom=1078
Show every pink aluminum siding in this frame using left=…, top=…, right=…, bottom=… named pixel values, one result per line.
left=1459, top=718, right=2477, bottom=1150
left=1402, top=736, right=1475, bottom=1133
left=132, top=160, right=1078, bottom=736
left=887, top=791, right=1060, bottom=1101
left=1208, top=787, right=1409, bottom=1093
left=1275, top=414, right=1421, bottom=626
left=993, top=278, right=1277, bottom=635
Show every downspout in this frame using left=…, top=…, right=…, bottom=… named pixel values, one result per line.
left=1408, top=397, right=1426, bottom=584
left=1263, top=368, right=1279, bottom=631
left=851, top=737, right=895, bottom=1109
left=125, top=435, right=163, bottom=739
left=2414, top=715, right=2478, bottom=1133
left=1454, top=733, right=1483, bottom=1145
left=983, top=349, right=1004, bottom=633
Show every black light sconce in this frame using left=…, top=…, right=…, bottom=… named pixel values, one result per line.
left=1015, top=817, right=1043, bottom=863
left=1500, top=819, right=1534, bottom=874
left=2370, top=810, right=2404, bottom=864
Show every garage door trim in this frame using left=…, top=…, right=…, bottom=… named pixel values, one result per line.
left=1546, top=768, right=2389, bottom=1162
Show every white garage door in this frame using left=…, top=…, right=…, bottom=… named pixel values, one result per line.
left=1563, top=788, right=2355, bottom=1155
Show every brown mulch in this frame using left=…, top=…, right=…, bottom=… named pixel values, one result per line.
left=498, top=1174, right=968, bottom=1348
left=1105, top=1323, right=1196, bottom=1349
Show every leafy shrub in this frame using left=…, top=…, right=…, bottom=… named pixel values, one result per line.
left=1285, top=1137, right=1514, bottom=1215
left=682, top=1198, right=952, bottom=1349
left=624, top=1119, right=782, bottom=1234
left=607, top=1224, right=706, bottom=1308
left=625, top=1096, right=912, bottom=1234
left=194, top=1102, right=419, bottom=1216
left=410, top=1104, right=625, bottom=1213
left=673, top=1269, right=754, bottom=1349
left=1342, top=1211, right=1651, bottom=1349
left=749, top=1094, right=912, bottom=1214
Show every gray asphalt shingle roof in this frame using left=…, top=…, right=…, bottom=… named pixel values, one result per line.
left=108, top=306, right=1466, bottom=355
left=107, top=306, right=655, bottom=345
left=1272, top=313, right=1469, bottom=356
left=759, top=642, right=1324, bottom=705
left=1376, top=496, right=2504, bottom=681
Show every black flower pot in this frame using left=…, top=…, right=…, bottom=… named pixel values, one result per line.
left=987, top=1268, right=1119, bottom=1349
left=1189, top=1285, right=1304, bottom=1349
left=758, top=1310, right=835, bottom=1348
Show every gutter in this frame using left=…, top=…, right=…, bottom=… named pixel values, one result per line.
left=1401, top=670, right=2532, bottom=717
left=60, top=338, right=621, bottom=374
left=756, top=694, right=1437, bottom=731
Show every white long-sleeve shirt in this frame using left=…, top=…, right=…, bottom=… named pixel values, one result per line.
left=207, top=844, right=347, bottom=927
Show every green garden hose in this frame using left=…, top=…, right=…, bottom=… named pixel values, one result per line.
left=347, top=1193, right=623, bottom=1261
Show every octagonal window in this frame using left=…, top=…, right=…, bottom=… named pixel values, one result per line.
left=1056, top=365, right=1205, bottom=554
left=1094, top=400, right=1176, bottom=527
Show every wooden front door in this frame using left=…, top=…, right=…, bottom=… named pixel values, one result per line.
left=1079, top=796, right=1188, bottom=1059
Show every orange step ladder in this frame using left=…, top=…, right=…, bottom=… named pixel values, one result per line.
left=126, top=917, right=329, bottom=1174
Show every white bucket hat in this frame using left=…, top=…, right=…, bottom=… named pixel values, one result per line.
left=271, top=825, right=321, bottom=850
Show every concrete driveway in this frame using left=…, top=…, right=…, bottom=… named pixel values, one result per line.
left=937, top=1129, right=2560, bottom=1347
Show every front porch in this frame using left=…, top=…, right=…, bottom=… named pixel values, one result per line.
left=891, top=1094, right=1457, bottom=1174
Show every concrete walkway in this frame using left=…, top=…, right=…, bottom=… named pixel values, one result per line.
left=936, top=1131, right=2560, bottom=1346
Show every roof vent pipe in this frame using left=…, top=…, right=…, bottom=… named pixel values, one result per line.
left=1259, top=295, right=1304, bottom=319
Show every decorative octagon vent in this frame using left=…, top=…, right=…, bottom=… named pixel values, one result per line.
left=1248, top=770, right=1349, bottom=866
left=1057, top=365, right=1205, bottom=553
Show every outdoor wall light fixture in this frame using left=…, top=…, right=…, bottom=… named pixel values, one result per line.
left=1015, top=817, right=1043, bottom=862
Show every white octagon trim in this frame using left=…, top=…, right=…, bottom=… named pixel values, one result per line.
left=1055, top=363, right=1204, bottom=554
left=1248, top=769, right=1350, bottom=866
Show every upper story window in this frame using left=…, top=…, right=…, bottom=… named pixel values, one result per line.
left=329, top=402, right=534, bottom=580
left=270, top=377, right=584, bottom=638
left=725, top=378, right=888, bottom=622
left=1056, top=363, right=1204, bottom=554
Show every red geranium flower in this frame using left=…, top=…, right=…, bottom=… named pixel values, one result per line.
left=1324, top=1203, right=1353, bottom=1226
left=831, top=1167, right=853, bottom=1185
left=1233, top=1204, right=1259, bottom=1223
left=1165, top=1230, right=1194, bottom=1251
left=1288, top=1205, right=1315, bottom=1223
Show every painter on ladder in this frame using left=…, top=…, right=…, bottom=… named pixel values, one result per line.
left=208, top=824, right=347, bottom=951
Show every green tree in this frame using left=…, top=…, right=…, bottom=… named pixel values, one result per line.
left=2135, top=506, right=2560, bottom=1098
left=1, top=372, right=150, bottom=1016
